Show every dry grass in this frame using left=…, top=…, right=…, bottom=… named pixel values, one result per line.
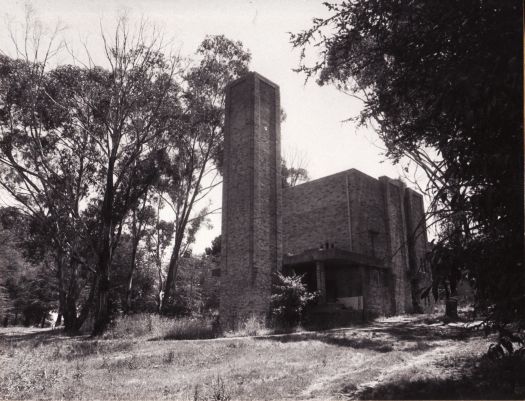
left=1, top=313, right=520, bottom=400
left=224, top=315, right=271, bottom=338
left=105, top=314, right=217, bottom=340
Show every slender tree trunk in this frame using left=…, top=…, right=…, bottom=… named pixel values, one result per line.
left=93, top=234, right=112, bottom=335
left=74, top=275, right=97, bottom=332
left=125, top=238, right=140, bottom=314
left=445, top=298, right=458, bottom=319
left=162, top=229, right=185, bottom=314
left=64, top=298, right=77, bottom=332
left=56, top=254, right=66, bottom=329
left=156, top=258, right=164, bottom=313
left=162, top=149, right=213, bottom=314
left=63, top=260, right=80, bottom=333
left=162, top=249, right=179, bottom=313
left=55, top=312, right=62, bottom=327
left=445, top=285, right=459, bottom=320
left=92, top=159, right=115, bottom=336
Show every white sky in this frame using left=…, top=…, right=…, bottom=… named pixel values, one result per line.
left=0, top=0, right=427, bottom=253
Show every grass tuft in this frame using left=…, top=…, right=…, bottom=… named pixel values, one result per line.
left=106, top=313, right=218, bottom=340
left=225, top=315, right=271, bottom=337
left=163, top=316, right=216, bottom=340
left=192, top=375, right=232, bottom=401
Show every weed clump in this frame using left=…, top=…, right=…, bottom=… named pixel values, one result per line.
left=163, top=316, right=216, bottom=340
left=192, top=375, right=232, bottom=401
left=106, top=314, right=172, bottom=338
left=106, top=313, right=218, bottom=340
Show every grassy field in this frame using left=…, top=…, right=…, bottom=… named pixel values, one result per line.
left=0, top=313, right=523, bottom=400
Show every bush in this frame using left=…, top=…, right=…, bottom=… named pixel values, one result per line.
left=163, top=316, right=217, bottom=340
left=106, top=313, right=218, bottom=340
left=224, top=315, right=269, bottom=337
left=270, top=272, right=318, bottom=329
left=192, top=375, right=231, bottom=401
left=105, top=314, right=169, bottom=339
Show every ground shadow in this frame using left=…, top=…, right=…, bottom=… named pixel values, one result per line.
left=253, top=316, right=476, bottom=351
left=254, top=331, right=398, bottom=352
left=360, top=320, right=479, bottom=343
left=342, top=350, right=525, bottom=400
left=0, top=327, right=87, bottom=347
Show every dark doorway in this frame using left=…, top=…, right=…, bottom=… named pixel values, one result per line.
left=326, top=277, right=338, bottom=302
left=290, top=263, right=317, bottom=292
left=325, top=267, right=339, bottom=303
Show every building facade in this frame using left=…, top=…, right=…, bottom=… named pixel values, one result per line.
left=219, top=72, right=432, bottom=329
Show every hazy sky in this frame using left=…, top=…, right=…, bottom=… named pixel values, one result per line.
left=0, top=0, right=422, bottom=253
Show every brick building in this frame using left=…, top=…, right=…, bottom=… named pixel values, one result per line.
left=219, top=72, right=432, bottom=329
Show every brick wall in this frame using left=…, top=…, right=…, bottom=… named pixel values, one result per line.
left=283, top=169, right=420, bottom=316
left=346, top=169, right=389, bottom=260
left=283, top=171, right=350, bottom=255
left=363, top=268, right=392, bottom=317
left=283, top=169, right=394, bottom=260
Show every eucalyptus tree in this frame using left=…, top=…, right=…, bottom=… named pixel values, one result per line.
left=74, top=20, right=184, bottom=335
left=0, top=53, right=101, bottom=331
left=160, top=35, right=251, bottom=313
left=0, top=16, right=186, bottom=334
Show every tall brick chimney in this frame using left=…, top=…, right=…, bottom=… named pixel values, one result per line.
left=219, top=72, right=282, bottom=329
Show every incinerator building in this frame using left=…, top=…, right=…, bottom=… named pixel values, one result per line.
left=219, top=72, right=432, bottom=328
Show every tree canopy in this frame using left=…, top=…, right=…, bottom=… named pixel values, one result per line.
left=0, top=15, right=251, bottom=334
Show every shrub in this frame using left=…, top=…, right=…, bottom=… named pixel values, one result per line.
left=192, top=375, right=231, bottom=401
left=270, top=272, right=318, bottom=329
left=225, top=315, right=269, bottom=337
left=105, top=313, right=170, bottom=339
left=106, top=313, right=219, bottom=340
left=163, top=316, right=217, bottom=340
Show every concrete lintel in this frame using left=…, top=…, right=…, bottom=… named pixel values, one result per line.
left=283, top=247, right=385, bottom=269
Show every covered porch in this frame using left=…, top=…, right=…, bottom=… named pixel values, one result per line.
left=283, top=248, right=388, bottom=316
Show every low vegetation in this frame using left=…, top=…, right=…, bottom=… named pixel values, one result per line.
left=1, top=313, right=524, bottom=400
left=105, top=314, right=218, bottom=341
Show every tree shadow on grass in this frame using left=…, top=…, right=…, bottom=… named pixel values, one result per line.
left=343, top=351, right=525, bottom=400
left=363, top=320, right=477, bottom=343
left=255, top=331, right=398, bottom=352
left=0, top=327, right=89, bottom=348
left=254, top=316, right=473, bottom=352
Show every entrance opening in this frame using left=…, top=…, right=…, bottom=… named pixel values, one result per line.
left=326, top=276, right=338, bottom=303
left=290, top=263, right=317, bottom=292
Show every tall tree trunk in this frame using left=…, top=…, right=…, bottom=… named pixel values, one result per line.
left=63, top=260, right=80, bottom=333
left=55, top=312, right=62, bottom=327
left=56, top=253, right=66, bottom=329
left=63, top=297, right=77, bottom=333
left=92, top=159, right=115, bottom=336
left=125, top=238, right=139, bottom=314
left=162, top=149, right=212, bottom=314
left=73, top=275, right=97, bottom=332
left=162, top=248, right=179, bottom=313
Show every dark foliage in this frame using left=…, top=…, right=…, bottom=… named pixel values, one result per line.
left=291, top=0, right=523, bottom=328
